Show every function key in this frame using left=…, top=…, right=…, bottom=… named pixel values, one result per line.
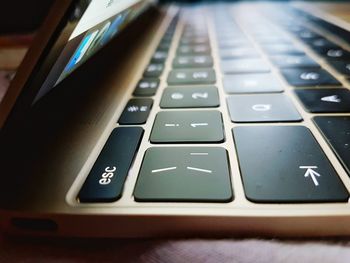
left=223, top=73, right=283, bottom=93
left=133, top=78, right=159, bottom=97
left=118, top=98, right=153, bottom=125
left=227, top=94, right=301, bottom=123
left=270, top=55, right=320, bottom=69
left=150, top=111, right=224, bottom=143
left=314, top=116, right=350, bottom=174
left=160, top=86, right=219, bottom=108
left=143, top=63, right=164, bottom=78
left=280, top=68, right=341, bottom=87
left=134, top=147, right=233, bottom=202
left=233, top=126, right=348, bottom=203
left=295, top=88, right=350, bottom=113
left=78, top=127, right=143, bottom=203
left=221, top=58, right=270, bottom=74
left=167, top=69, right=216, bottom=85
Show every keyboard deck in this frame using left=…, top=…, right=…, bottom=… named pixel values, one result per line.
left=66, top=3, right=350, bottom=236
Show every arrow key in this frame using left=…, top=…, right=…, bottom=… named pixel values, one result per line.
left=295, top=88, right=350, bottom=113
left=233, top=126, right=348, bottom=203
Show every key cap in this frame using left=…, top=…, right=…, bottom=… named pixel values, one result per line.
left=317, top=48, right=350, bottom=61
left=227, top=94, right=302, bottom=123
left=261, top=44, right=305, bottom=55
left=180, top=36, right=210, bottom=45
left=167, top=69, right=216, bottom=85
left=118, top=99, right=153, bottom=124
left=314, top=116, right=350, bottom=174
left=221, top=58, right=270, bottom=74
left=134, top=147, right=233, bottom=202
left=217, top=39, right=251, bottom=48
left=143, top=63, right=164, bottom=78
left=233, top=126, right=349, bottom=203
left=220, top=47, right=260, bottom=59
left=160, top=86, right=219, bottom=108
left=173, top=55, right=213, bottom=68
left=295, top=88, right=350, bottom=113
left=78, top=127, right=143, bottom=203
left=223, top=73, right=283, bottom=93
left=151, top=50, right=168, bottom=63
left=270, top=55, right=320, bottom=69
left=280, top=68, right=341, bottom=87
left=150, top=111, right=224, bottom=143
left=306, top=38, right=339, bottom=51
left=328, top=61, right=350, bottom=77
left=177, top=44, right=211, bottom=55
left=133, top=78, right=159, bottom=96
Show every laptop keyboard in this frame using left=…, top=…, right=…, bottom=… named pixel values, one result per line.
left=77, top=4, right=350, bottom=205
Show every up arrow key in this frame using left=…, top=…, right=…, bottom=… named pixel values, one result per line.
left=299, top=166, right=321, bottom=186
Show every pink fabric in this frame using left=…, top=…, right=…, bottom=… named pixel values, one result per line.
left=1, top=237, right=350, bottom=262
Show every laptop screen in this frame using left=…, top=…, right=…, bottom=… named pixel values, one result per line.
left=33, top=0, right=154, bottom=103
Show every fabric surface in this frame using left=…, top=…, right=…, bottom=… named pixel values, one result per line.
left=1, top=236, right=350, bottom=262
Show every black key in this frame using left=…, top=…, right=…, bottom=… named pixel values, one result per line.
left=78, top=127, right=143, bottom=203
left=180, top=36, right=209, bottom=45
left=270, top=55, right=320, bottom=69
left=177, top=44, right=211, bottom=55
left=306, top=38, right=339, bottom=50
left=143, top=63, right=164, bottom=78
left=297, top=30, right=320, bottom=41
left=133, top=79, right=159, bottom=96
left=118, top=99, right=153, bottom=124
left=227, top=94, right=302, bottom=123
left=328, top=61, right=350, bottom=77
left=221, top=58, right=270, bottom=74
left=151, top=50, right=168, bottom=63
left=233, top=126, right=349, bottom=203
left=317, top=48, right=350, bottom=61
left=150, top=111, right=224, bottom=143
left=173, top=55, right=213, bottom=68
left=160, top=86, right=219, bottom=108
left=134, top=147, right=233, bottom=202
left=167, top=69, right=216, bottom=85
left=223, top=73, right=283, bottom=93
left=295, top=88, right=350, bottom=113
left=261, top=44, right=305, bottom=55
left=314, top=116, right=350, bottom=174
left=280, top=68, right=341, bottom=87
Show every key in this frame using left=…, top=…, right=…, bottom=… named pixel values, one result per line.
left=220, top=47, right=260, bottom=59
left=295, top=88, right=350, bottom=113
left=280, top=68, right=341, bottom=87
left=227, top=94, right=302, bottom=123
left=144, top=63, right=164, bottom=78
left=133, top=78, right=159, bottom=96
left=173, top=55, right=213, bottom=68
left=217, top=39, right=251, bottom=48
left=221, top=58, right=270, bottom=74
left=223, top=73, right=283, bottom=94
left=314, top=116, right=350, bottom=174
left=151, top=50, right=168, bottom=63
left=270, top=55, right=320, bottom=69
left=150, top=111, right=224, bottom=143
left=118, top=99, right=153, bottom=124
left=261, top=44, right=305, bottom=55
left=233, top=126, right=349, bottom=203
left=306, top=38, right=339, bottom=51
left=328, top=61, right=350, bottom=77
left=160, top=86, right=219, bottom=108
left=177, top=44, right=211, bottom=55
left=133, top=147, right=233, bottom=202
left=78, top=127, right=143, bottom=203
left=167, top=69, right=216, bottom=85
left=317, top=48, right=350, bottom=61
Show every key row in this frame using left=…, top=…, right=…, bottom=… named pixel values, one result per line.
left=78, top=123, right=350, bottom=203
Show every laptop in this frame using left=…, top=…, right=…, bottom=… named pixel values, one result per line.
left=1, top=0, right=350, bottom=237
